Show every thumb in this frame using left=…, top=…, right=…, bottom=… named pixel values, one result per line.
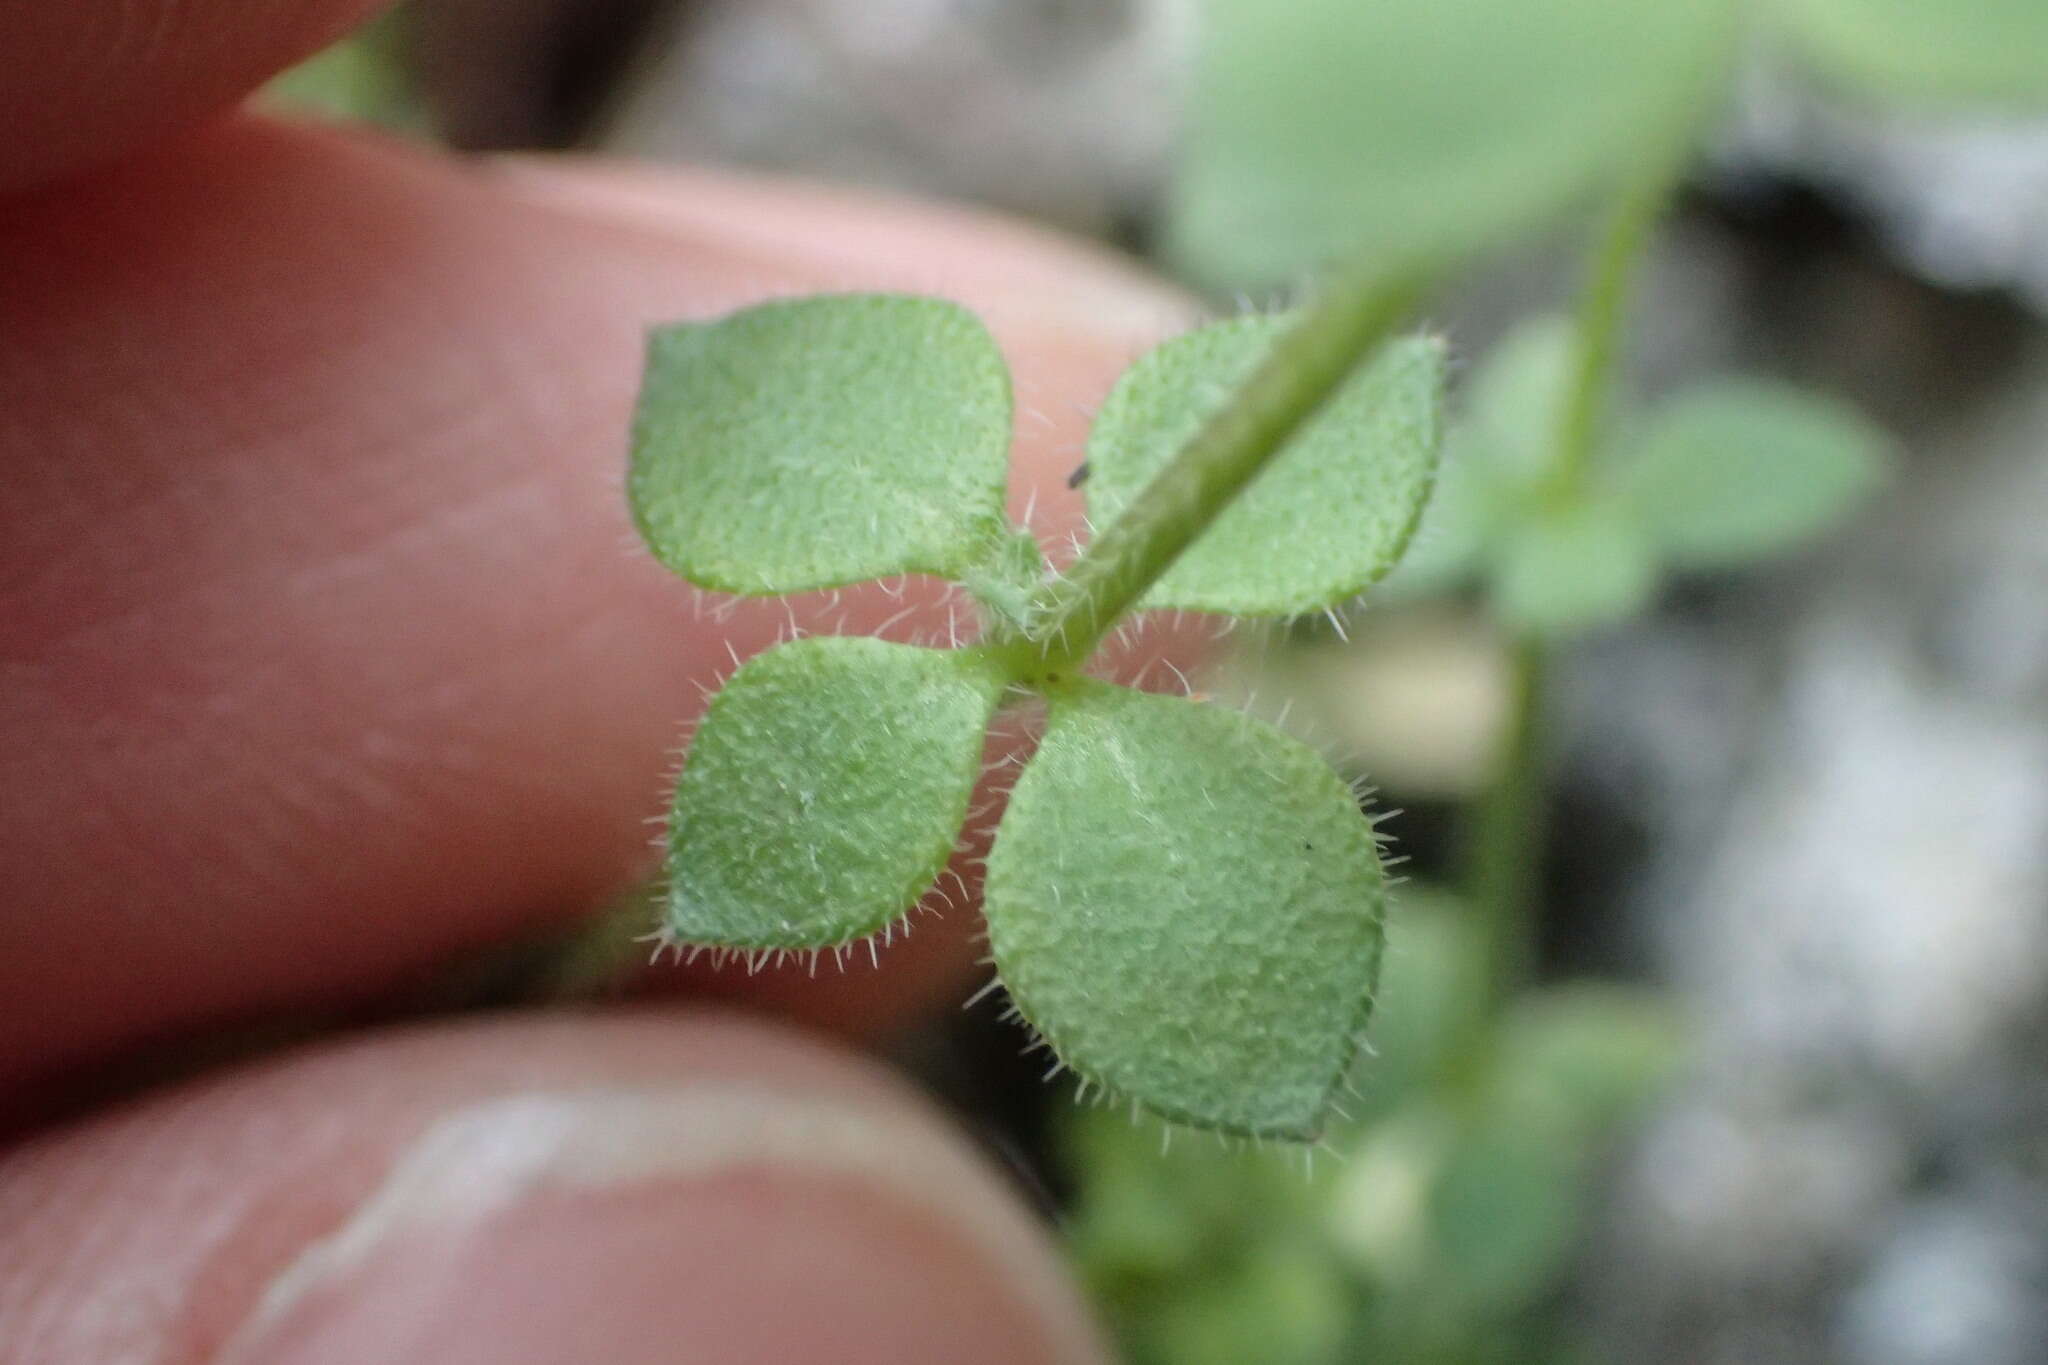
left=0, top=1011, right=1109, bottom=1365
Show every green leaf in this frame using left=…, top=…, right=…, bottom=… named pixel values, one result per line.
left=1427, top=984, right=1681, bottom=1312
left=1622, top=378, right=1888, bottom=569
left=1775, top=0, right=2048, bottom=108
left=1492, top=494, right=1658, bottom=637
left=1169, top=0, right=1738, bottom=287
left=985, top=681, right=1387, bottom=1139
left=1495, top=984, right=1682, bottom=1131
left=1349, top=890, right=1488, bottom=1114
left=663, top=636, right=1006, bottom=948
left=1380, top=318, right=1574, bottom=597
left=1083, top=317, right=1445, bottom=615
left=629, top=294, right=1014, bottom=595
left=1460, top=317, right=1579, bottom=481
left=1427, top=1103, right=1586, bottom=1312
left=1148, top=1241, right=1352, bottom=1365
left=1375, top=453, right=1497, bottom=597
left=261, top=15, right=420, bottom=130
left=1063, top=1104, right=1217, bottom=1279
left=1063, top=1097, right=1334, bottom=1284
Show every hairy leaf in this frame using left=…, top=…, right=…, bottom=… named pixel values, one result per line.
left=664, top=636, right=1005, bottom=948
left=1777, top=0, right=2048, bottom=107
left=1492, top=495, right=1657, bottom=637
left=1623, top=378, right=1888, bottom=569
left=1084, top=317, right=1445, bottom=614
left=985, top=681, right=1387, bottom=1138
left=1170, top=0, right=1737, bottom=286
left=629, top=294, right=1013, bottom=594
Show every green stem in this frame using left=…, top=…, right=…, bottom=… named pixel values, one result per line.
left=1549, top=164, right=1672, bottom=497
left=1461, top=168, right=1673, bottom=1038
left=1009, top=264, right=1423, bottom=676
left=1464, top=637, right=1547, bottom=1017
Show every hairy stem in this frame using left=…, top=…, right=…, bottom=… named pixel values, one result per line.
left=1008, top=264, right=1423, bottom=676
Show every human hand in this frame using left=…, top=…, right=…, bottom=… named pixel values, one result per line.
left=0, top=6, right=1196, bottom=1359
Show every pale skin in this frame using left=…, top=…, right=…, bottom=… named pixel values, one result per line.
left=0, top=5, right=1201, bottom=1360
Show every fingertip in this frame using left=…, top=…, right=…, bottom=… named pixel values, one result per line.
left=0, top=1011, right=1108, bottom=1365
left=0, top=1, right=386, bottom=192
left=0, top=119, right=1206, bottom=1082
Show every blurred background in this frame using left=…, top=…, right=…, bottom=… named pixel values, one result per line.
left=264, top=3, right=2048, bottom=1361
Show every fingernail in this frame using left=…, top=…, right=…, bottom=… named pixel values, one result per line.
left=220, top=1084, right=1106, bottom=1365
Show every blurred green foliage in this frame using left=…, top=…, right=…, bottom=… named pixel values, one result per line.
left=261, top=10, right=425, bottom=134
left=1777, top=0, right=2048, bottom=108
left=1063, top=893, right=1681, bottom=1365
left=1173, top=0, right=2048, bottom=293
left=1168, top=0, right=1736, bottom=289
left=1395, top=317, right=1891, bottom=637
left=1061, top=0, right=2036, bottom=1348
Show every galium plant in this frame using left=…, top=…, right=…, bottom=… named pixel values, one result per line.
left=628, top=286, right=1445, bottom=1141
left=624, top=0, right=2048, bottom=1150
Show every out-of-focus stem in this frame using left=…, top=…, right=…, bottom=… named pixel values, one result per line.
left=1550, top=164, right=1674, bottom=498
left=1461, top=166, right=1674, bottom=1042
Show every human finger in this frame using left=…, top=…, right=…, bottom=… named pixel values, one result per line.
left=0, top=118, right=1198, bottom=1091
left=0, top=1008, right=1108, bottom=1364
left=0, top=0, right=388, bottom=191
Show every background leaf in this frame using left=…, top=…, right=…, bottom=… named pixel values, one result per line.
left=1622, top=377, right=1889, bottom=569
left=1493, top=984, right=1683, bottom=1132
left=1427, top=982, right=1681, bottom=1313
left=1458, top=316, right=1579, bottom=482
left=1350, top=892, right=1490, bottom=1114
left=1381, top=319, right=1576, bottom=596
left=1168, top=0, right=1738, bottom=287
left=1084, top=317, right=1444, bottom=615
left=1375, top=453, right=1497, bottom=597
left=629, top=293, right=1014, bottom=594
left=1426, top=1102, right=1586, bottom=1313
left=664, top=636, right=1005, bottom=948
left=1492, top=495, right=1659, bottom=638
left=1775, top=0, right=2048, bottom=108
left=985, top=681, right=1388, bottom=1138
left=1064, top=1098, right=1351, bottom=1365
